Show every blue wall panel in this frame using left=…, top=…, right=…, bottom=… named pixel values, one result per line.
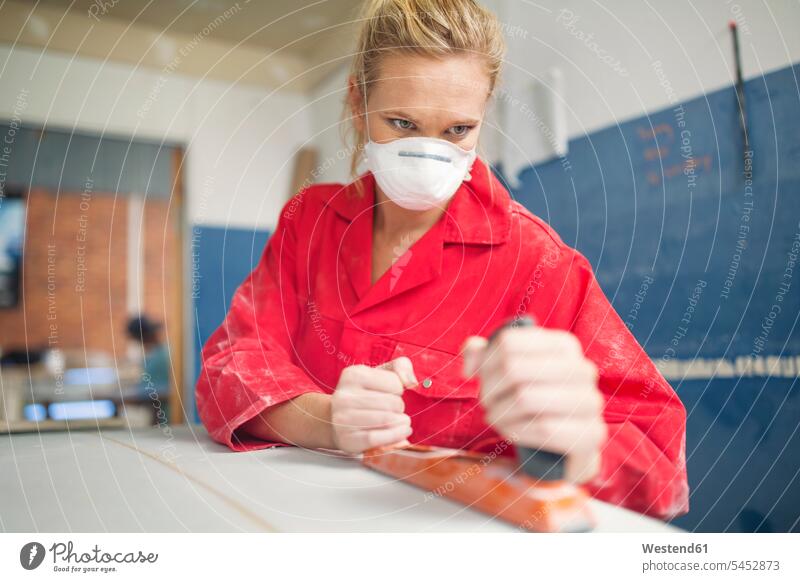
left=191, top=225, right=270, bottom=422
left=506, top=63, right=800, bottom=532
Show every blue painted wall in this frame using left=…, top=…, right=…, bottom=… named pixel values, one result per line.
left=191, top=225, right=270, bottom=421
left=506, top=63, right=800, bottom=532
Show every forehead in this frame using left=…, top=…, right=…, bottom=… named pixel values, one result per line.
left=369, top=53, right=491, bottom=118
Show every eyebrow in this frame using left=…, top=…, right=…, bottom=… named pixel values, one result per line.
left=381, top=110, right=480, bottom=126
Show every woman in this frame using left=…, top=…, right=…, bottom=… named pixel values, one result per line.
left=196, top=0, right=688, bottom=520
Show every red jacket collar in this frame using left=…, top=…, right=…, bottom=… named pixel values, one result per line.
left=325, top=157, right=512, bottom=245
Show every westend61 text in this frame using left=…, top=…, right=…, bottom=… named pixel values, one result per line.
left=642, top=543, right=708, bottom=554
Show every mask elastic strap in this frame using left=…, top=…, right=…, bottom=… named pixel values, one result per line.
left=361, top=75, right=372, bottom=145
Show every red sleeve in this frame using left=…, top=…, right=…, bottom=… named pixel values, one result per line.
left=534, top=249, right=689, bottom=520
left=195, top=193, right=324, bottom=452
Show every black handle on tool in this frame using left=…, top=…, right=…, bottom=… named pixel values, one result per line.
left=488, top=316, right=566, bottom=481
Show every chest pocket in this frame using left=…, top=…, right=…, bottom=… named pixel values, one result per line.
left=392, top=341, right=479, bottom=400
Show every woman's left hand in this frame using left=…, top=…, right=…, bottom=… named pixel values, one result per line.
left=462, top=326, right=608, bottom=484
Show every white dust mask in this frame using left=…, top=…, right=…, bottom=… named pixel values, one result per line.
left=364, top=136, right=477, bottom=211
left=358, top=82, right=478, bottom=211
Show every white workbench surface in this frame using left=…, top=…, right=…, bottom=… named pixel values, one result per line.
left=1, top=426, right=682, bottom=533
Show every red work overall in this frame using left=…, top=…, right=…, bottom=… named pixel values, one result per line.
left=196, top=158, right=689, bottom=520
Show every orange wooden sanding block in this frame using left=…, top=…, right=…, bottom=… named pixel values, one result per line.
left=362, top=444, right=595, bottom=532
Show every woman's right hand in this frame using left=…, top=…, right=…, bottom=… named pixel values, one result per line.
left=330, top=357, right=417, bottom=454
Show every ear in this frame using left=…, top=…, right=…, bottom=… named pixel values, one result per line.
left=347, top=75, right=365, bottom=134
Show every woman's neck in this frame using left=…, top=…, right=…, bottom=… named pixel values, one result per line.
left=372, top=187, right=445, bottom=240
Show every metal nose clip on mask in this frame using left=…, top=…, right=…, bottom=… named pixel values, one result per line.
left=364, top=136, right=477, bottom=211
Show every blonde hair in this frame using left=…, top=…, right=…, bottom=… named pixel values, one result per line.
left=346, top=0, right=506, bottom=185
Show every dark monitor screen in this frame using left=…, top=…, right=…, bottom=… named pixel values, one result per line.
left=0, top=186, right=25, bottom=308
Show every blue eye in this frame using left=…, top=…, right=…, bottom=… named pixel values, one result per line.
left=448, top=125, right=472, bottom=137
left=391, top=118, right=415, bottom=130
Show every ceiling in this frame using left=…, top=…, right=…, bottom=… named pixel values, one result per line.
left=19, top=0, right=364, bottom=89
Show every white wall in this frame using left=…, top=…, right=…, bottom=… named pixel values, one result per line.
left=307, top=66, right=354, bottom=185
left=187, top=80, right=312, bottom=229
left=0, top=44, right=311, bottom=230
left=498, top=0, right=800, bottom=135
left=306, top=0, right=800, bottom=183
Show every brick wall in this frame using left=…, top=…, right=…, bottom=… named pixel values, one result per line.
left=142, top=195, right=180, bottom=363
left=0, top=189, right=177, bottom=363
